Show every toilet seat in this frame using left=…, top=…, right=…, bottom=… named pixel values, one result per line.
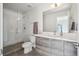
left=22, top=42, right=32, bottom=47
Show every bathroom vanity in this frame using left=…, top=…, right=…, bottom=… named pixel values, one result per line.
left=34, top=33, right=78, bottom=56
left=37, top=4, right=79, bottom=56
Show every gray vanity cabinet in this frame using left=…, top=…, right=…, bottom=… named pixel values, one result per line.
left=51, top=39, right=64, bottom=56
left=64, top=41, right=77, bottom=56
left=36, top=37, right=51, bottom=56
left=36, top=36, right=77, bottom=56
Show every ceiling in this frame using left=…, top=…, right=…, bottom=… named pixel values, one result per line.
left=3, top=3, right=41, bottom=13
left=3, top=3, right=71, bottom=14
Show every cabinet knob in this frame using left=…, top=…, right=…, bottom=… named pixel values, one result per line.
left=73, top=43, right=79, bottom=48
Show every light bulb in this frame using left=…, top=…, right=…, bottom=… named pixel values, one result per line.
left=50, top=3, right=62, bottom=8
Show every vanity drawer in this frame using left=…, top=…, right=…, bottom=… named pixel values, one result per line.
left=36, top=45, right=50, bottom=53
left=36, top=37, right=50, bottom=47
left=36, top=47, right=50, bottom=56
left=36, top=41, right=50, bottom=48
left=36, top=37, right=49, bottom=42
left=36, top=45, right=51, bottom=55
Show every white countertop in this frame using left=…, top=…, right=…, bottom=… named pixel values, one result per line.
left=34, top=33, right=78, bottom=43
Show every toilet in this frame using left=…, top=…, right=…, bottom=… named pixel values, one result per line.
left=22, top=36, right=36, bottom=54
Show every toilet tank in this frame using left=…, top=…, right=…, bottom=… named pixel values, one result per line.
left=30, top=36, right=36, bottom=43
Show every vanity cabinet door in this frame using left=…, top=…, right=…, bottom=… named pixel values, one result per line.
left=64, top=41, right=77, bottom=56
left=51, top=39, right=64, bottom=56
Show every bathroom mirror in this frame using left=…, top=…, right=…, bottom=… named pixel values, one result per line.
left=43, top=3, right=77, bottom=33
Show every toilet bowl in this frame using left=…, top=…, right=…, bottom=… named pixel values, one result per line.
left=22, top=36, right=36, bottom=54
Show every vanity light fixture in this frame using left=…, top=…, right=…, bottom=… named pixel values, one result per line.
left=50, top=3, right=62, bottom=8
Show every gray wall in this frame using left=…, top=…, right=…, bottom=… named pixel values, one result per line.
left=23, top=4, right=54, bottom=42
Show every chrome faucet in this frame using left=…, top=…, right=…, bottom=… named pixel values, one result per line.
left=58, top=24, right=63, bottom=36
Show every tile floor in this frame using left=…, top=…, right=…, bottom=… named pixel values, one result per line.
left=5, top=48, right=42, bottom=56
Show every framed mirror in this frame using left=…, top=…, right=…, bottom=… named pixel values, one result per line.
left=43, top=3, right=77, bottom=33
